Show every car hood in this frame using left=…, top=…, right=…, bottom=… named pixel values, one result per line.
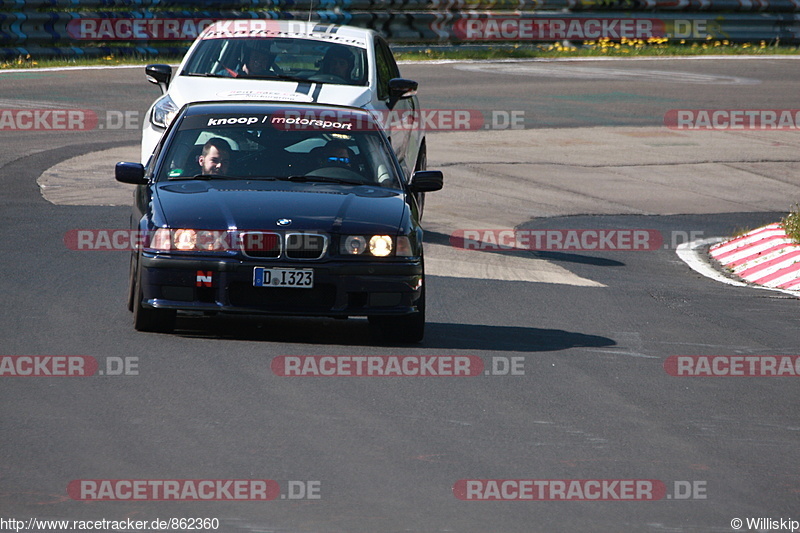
left=169, top=76, right=373, bottom=109
left=154, top=180, right=406, bottom=235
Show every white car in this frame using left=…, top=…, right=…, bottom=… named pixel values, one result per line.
left=142, top=20, right=426, bottom=180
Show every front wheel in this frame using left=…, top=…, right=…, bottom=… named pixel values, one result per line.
left=368, top=285, right=425, bottom=344
left=132, top=263, right=176, bottom=333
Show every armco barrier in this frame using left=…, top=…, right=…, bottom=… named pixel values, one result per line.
left=0, top=3, right=798, bottom=59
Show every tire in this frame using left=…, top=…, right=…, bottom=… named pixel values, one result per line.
left=415, top=140, right=427, bottom=171
left=126, top=252, right=137, bottom=312
left=132, top=262, right=176, bottom=333
left=369, top=284, right=425, bottom=344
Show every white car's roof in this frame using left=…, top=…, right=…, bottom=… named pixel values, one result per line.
left=199, top=20, right=371, bottom=48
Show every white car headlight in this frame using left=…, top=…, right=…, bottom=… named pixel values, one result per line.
left=150, top=94, right=179, bottom=129
left=341, top=235, right=367, bottom=255
left=368, top=235, right=392, bottom=257
left=340, top=235, right=397, bottom=257
left=146, top=228, right=231, bottom=252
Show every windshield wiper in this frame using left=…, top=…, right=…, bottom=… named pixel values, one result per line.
left=242, top=73, right=315, bottom=84
left=181, top=71, right=318, bottom=84
left=166, top=173, right=237, bottom=180
left=286, top=175, right=365, bottom=185
left=182, top=72, right=227, bottom=78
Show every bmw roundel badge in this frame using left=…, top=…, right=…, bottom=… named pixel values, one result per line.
left=277, top=218, right=292, bottom=226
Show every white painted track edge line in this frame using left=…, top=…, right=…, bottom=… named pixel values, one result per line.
left=677, top=237, right=746, bottom=287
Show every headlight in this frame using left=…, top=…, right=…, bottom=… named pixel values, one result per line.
left=173, top=229, right=196, bottom=251
left=146, top=229, right=231, bottom=252
left=340, top=235, right=413, bottom=257
left=369, top=235, right=392, bottom=257
left=342, top=235, right=367, bottom=255
left=150, top=94, right=178, bottom=129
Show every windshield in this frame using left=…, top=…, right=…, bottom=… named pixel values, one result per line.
left=181, top=37, right=368, bottom=87
left=157, top=110, right=402, bottom=188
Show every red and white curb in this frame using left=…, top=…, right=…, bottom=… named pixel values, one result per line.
left=676, top=224, right=800, bottom=297
left=710, top=223, right=800, bottom=291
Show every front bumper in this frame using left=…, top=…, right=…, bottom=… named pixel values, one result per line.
left=138, top=253, right=424, bottom=317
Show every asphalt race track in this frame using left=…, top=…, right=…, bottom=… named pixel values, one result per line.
left=1, top=58, right=799, bottom=532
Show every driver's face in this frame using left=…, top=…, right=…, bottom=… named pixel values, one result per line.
left=199, top=146, right=229, bottom=175
left=324, top=147, right=351, bottom=167
left=327, top=57, right=350, bottom=78
left=244, top=50, right=271, bottom=75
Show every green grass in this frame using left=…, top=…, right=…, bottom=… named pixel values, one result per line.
left=0, top=55, right=184, bottom=70
left=781, top=204, right=800, bottom=245
left=2, top=39, right=799, bottom=69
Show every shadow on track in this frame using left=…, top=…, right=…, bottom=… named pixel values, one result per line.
left=170, top=315, right=615, bottom=352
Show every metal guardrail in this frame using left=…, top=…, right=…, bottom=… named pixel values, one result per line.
left=0, top=4, right=797, bottom=59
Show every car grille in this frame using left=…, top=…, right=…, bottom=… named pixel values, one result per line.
left=240, top=231, right=281, bottom=258
left=240, top=232, right=327, bottom=260
left=285, top=233, right=327, bottom=260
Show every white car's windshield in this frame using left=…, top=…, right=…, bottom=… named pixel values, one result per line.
left=158, top=110, right=401, bottom=188
left=181, top=38, right=368, bottom=87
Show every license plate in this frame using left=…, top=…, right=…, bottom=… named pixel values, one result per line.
left=253, top=267, right=314, bottom=288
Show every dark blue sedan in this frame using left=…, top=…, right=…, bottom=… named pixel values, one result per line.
left=116, top=101, right=443, bottom=343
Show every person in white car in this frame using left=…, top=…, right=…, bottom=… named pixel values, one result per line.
left=318, top=46, right=355, bottom=82
left=240, top=46, right=277, bottom=77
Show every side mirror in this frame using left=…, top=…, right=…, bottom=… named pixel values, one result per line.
left=116, top=162, right=148, bottom=185
left=388, top=78, right=418, bottom=107
left=145, top=64, right=172, bottom=94
left=408, top=170, right=443, bottom=193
